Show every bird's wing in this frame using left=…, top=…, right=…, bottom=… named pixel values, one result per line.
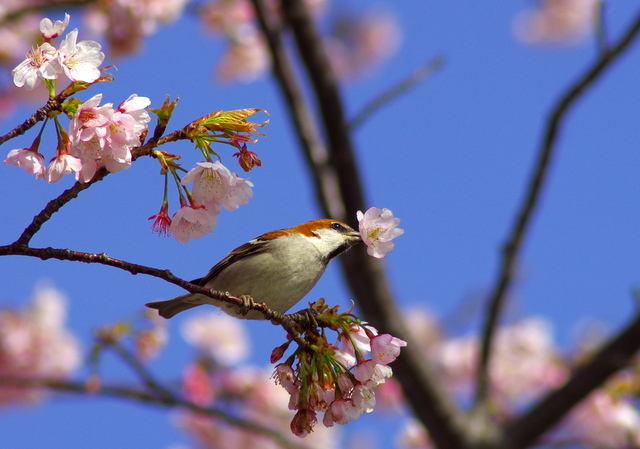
left=192, top=239, right=270, bottom=286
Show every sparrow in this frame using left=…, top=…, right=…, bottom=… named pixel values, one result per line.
left=146, top=219, right=362, bottom=320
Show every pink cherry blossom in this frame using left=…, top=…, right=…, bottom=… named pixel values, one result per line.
left=352, top=384, right=376, bottom=414
left=56, top=28, right=104, bottom=83
left=338, top=324, right=372, bottom=366
left=181, top=161, right=253, bottom=211
left=40, top=14, right=70, bottom=39
left=326, top=398, right=361, bottom=425
left=4, top=148, right=46, bottom=180
left=12, top=43, right=60, bottom=90
left=353, top=360, right=393, bottom=388
left=357, top=207, right=404, bottom=259
left=274, top=363, right=297, bottom=395
left=69, top=93, right=150, bottom=181
left=169, top=205, right=217, bottom=243
left=371, top=333, right=407, bottom=365
left=45, top=153, right=83, bottom=183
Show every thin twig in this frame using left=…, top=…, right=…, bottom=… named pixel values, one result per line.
left=349, top=56, right=446, bottom=131
left=0, top=376, right=307, bottom=449
left=14, top=168, right=109, bottom=246
left=104, top=339, right=174, bottom=400
left=474, top=6, right=640, bottom=409
left=0, top=94, right=68, bottom=146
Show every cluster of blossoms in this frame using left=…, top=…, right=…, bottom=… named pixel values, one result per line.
left=5, top=14, right=268, bottom=243
left=149, top=109, right=268, bottom=244
left=12, top=14, right=104, bottom=91
left=396, top=310, right=640, bottom=449
left=272, top=301, right=407, bottom=437
left=178, top=312, right=339, bottom=449
left=4, top=14, right=152, bottom=184
left=0, top=283, right=81, bottom=405
left=5, top=91, right=151, bottom=184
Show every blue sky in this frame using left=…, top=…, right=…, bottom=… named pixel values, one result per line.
left=1, top=2, right=640, bottom=448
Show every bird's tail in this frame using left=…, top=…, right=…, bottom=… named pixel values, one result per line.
left=145, top=294, right=202, bottom=319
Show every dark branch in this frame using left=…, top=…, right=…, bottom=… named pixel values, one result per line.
left=0, top=94, right=69, bottom=146
left=278, top=2, right=472, bottom=449
left=475, top=6, right=640, bottom=408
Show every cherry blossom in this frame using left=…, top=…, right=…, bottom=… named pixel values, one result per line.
left=357, top=207, right=404, bottom=258
left=40, top=13, right=70, bottom=39
left=69, top=93, right=150, bottom=181
left=371, top=333, right=407, bottom=365
left=11, top=43, right=59, bottom=90
left=56, top=28, right=104, bottom=83
left=181, top=161, right=253, bottom=212
left=169, top=205, right=218, bottom=243
left=45, top=153, right=83, bottom=183
left=4, top=148, right=46, bottom=180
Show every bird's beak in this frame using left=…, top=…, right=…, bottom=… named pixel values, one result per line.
left=348, top=230, right=363, bottom=245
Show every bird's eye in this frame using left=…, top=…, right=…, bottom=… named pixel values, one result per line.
left=331, top=222, right=343, bottom=231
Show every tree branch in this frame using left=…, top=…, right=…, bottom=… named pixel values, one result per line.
left=277, top=2, right=473, bottom=449
left=0, top=376, right=307, bottom=449
left=0, top=94, right=69, bottom=146
left=475, top=6, right=640, bottom=409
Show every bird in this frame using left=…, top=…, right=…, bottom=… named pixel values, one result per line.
left=146, top=219, right=362, bottom=320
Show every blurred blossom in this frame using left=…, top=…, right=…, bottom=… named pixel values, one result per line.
left=325, top=9, right=401, bottom=80
left=513, top=0, right=596, bottom=45
left=217, top=29, right=270, bottom=83
left=40, top=13, right=70, bottom=40
left=559, top=390, right=640, bottom=447
left=404, top=307, right=442, bottom=349
left=0, top=283, right=81, bottom=405
left=183, top=363, right=217, bottom=406
left=434, top=317, right=567, bottom=408
left=180, top=365, right=340, bottom=449
left=135, top=310, right=168, bottom=361
left=83, top=0, right=189, bottom=57
left=396, top=418, right=431, bottom=449
left=201, top=0, right=257, bottom=34
left=181, top=312, right=249, bottom=365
